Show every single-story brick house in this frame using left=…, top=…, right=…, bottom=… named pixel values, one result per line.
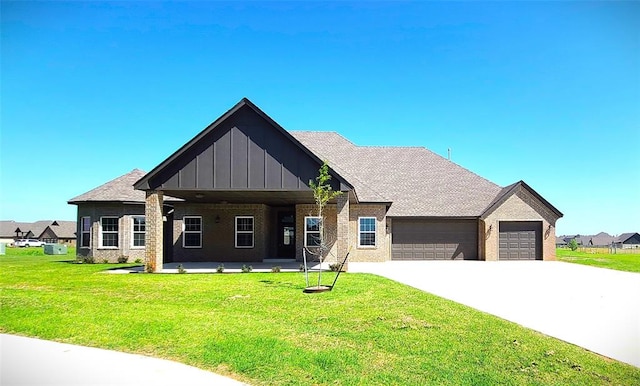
left=0, top=220, right=77, bottom=246
left=69, top=98, right=562, bottom=270
left=614, top=233, right=640, bottom=249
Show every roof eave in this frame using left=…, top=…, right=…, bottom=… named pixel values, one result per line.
left=480, top=180, right=563, bottom=220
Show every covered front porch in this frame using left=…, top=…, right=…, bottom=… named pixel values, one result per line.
left=143, top=191, right=351, bottom=272
left=132, top=98, right=354, bottom=272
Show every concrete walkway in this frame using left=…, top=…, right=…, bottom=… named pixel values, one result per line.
left=107, top=261, right=321, bottom=274
left=1, top=334, right=248, bottom=386
left=350, top=260, right=640, bottom=367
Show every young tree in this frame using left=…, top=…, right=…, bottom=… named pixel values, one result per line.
left=304, top=161, right=342, bottom=289
left=568, top=238, right=579, bottom=251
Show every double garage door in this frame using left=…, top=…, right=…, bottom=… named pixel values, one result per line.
left=392, top=219, right=478, bottom=260
left=498, top=221, right=542, bottom=260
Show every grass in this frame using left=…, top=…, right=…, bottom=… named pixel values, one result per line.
left=557, top=248, right=640, bottom=273
left=1, top=248, right=639, bottom=385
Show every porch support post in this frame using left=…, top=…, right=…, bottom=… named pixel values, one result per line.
left=145, top=190, right=164, bottom=272
left=336, top=193, right=350, bottom=269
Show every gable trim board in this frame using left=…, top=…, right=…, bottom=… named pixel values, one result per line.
left=68, top=98, right=562, bottom=267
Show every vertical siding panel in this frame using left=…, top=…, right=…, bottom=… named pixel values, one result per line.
left=215, top=130, right=231, bottom=188
left=231, top=127, right=248, bottom=188
left=265, top=134, right=282, bottom=188
left=198, top=146, right=214, bottom=189
left=181, top=159, right=196, bottom=188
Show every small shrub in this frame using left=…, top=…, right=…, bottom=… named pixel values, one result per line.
left=82, top=256, right=95, bottom=264
left=134, top=258, right=143, bottom=264
left=299, top=264, right=305, bottom=272
left=271, top=266, right=281, bottom=273
left=117, top=256, right=129, bottom=264
left=241, top=264, right=253, bottom=273
left=329, top=263, right=342, bottom=272
left=568, top=238, right=579, bottom=251
left=216, top=264, right=225, bottom=273
left=177, top=264, right=186, bottom=274
left=145, top=264, right=154, bottom=273
left=100, top=258, right=109, bottom=264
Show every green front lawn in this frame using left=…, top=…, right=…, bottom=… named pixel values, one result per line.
left=557, top=248, right=640, bottom=273
left=1, top=249, right=638, bottom=385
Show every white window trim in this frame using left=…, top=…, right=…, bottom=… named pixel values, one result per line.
left=358, top=217, right=377, bottom=248
left=80, top=216, right=91, bottom=249
left=183, top=216, right=202, bottom=248
left=99, top=216, right=119, bottom=249
left=131, top=215, right=146, bottom=249
left=235, top=216, right=254, bottom=248
left=304, top=216, right=322, bottom=247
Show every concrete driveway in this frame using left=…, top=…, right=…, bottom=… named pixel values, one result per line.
left=350, top=260, right=640, bottom=367
left=1, top=334, right=248, bottom=386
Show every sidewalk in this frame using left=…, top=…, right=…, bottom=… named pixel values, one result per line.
left=1, top=334, right=249, bottom=386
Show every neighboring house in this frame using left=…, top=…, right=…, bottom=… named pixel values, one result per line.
left=38, top=221, right=77, bottom=245
left=0, top=220, right=77, bottom=246
left=614, top=233, right=640, bottom=249
left=68, top=98, right=563, bottom=268
left=585, top=232, right=616, bottom=247
left=555, top=237, right=567, bottom=248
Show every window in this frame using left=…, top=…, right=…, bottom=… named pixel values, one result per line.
left=235, top=216, right=254, bottom=248
left=100, top=217, right=119, bottom=248
left=305, top=216, right=322, bottom=247
left=81, top=216, right=91, bottom=248
left=358, top=217, right=376, bottom=247
left=131, top=216, right=145, bottom=248
left=183, top=216, right=202, bottom=248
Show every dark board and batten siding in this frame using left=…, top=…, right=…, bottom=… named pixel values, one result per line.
left=392, top=219, right=478, bottom=260
left=153, top=106, right=335, bottom=192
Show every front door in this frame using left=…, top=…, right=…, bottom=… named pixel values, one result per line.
left=277, top=211, right=295, bottom=258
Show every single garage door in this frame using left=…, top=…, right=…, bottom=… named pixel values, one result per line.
left=499, top=221, right=542, bottom=260
left=392, top=219, right=478, bottom=260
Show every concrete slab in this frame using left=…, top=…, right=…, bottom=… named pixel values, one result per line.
left=350, top=260, right=640, bottom=367
left=1, top=334, right=248, bottom=386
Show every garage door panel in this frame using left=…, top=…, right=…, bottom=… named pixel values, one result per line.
left=499, top=222, right=541, bottom=260
left=392, top=219, right=478, bottom=260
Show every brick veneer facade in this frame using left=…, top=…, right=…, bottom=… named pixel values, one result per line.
left=75, top=202, right=147, bottom=263
left=170, top=203, right=270, bottom=262
left=481, top=188, right=558, bottom=261
left=145, top=191, right=164, bottom=271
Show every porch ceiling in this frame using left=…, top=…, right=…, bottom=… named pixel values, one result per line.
left=159, top=190, right=355, bottom=205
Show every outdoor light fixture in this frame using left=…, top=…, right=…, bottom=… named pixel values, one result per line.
left=215, top=215, right=221, bottom=223
left=485, top=224, right=493, bottom=240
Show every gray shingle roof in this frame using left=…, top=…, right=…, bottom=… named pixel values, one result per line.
left=0, top=221, right=26, bottom=238
left=69, top=169, right=182, bottom=204
left=68, top=169, right=150, bottom=203
left=616, top=233, right=640, bottom=243
left=41, top=221, right=77, bottom=239
left=0, top=220, right=77, bottom=239
left=291, top=131, right=503, bottom=217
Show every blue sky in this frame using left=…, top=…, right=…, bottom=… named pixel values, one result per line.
left=1, top=1, right=638, bottom=236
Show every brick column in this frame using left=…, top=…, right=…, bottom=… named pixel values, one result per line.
left=336, top=194, right=349, bottom=270
left=145, top=191, right=163, bottom=272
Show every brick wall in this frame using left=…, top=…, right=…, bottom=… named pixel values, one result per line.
left=296, top=202, right=389, bottom=263
left=171, top=203, right=269, bottom=262
left=482, top=190, right=558, bottom=261
left=349, top=204, right=389, bottom=262
left=75, top=203, right=146, bottom=263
